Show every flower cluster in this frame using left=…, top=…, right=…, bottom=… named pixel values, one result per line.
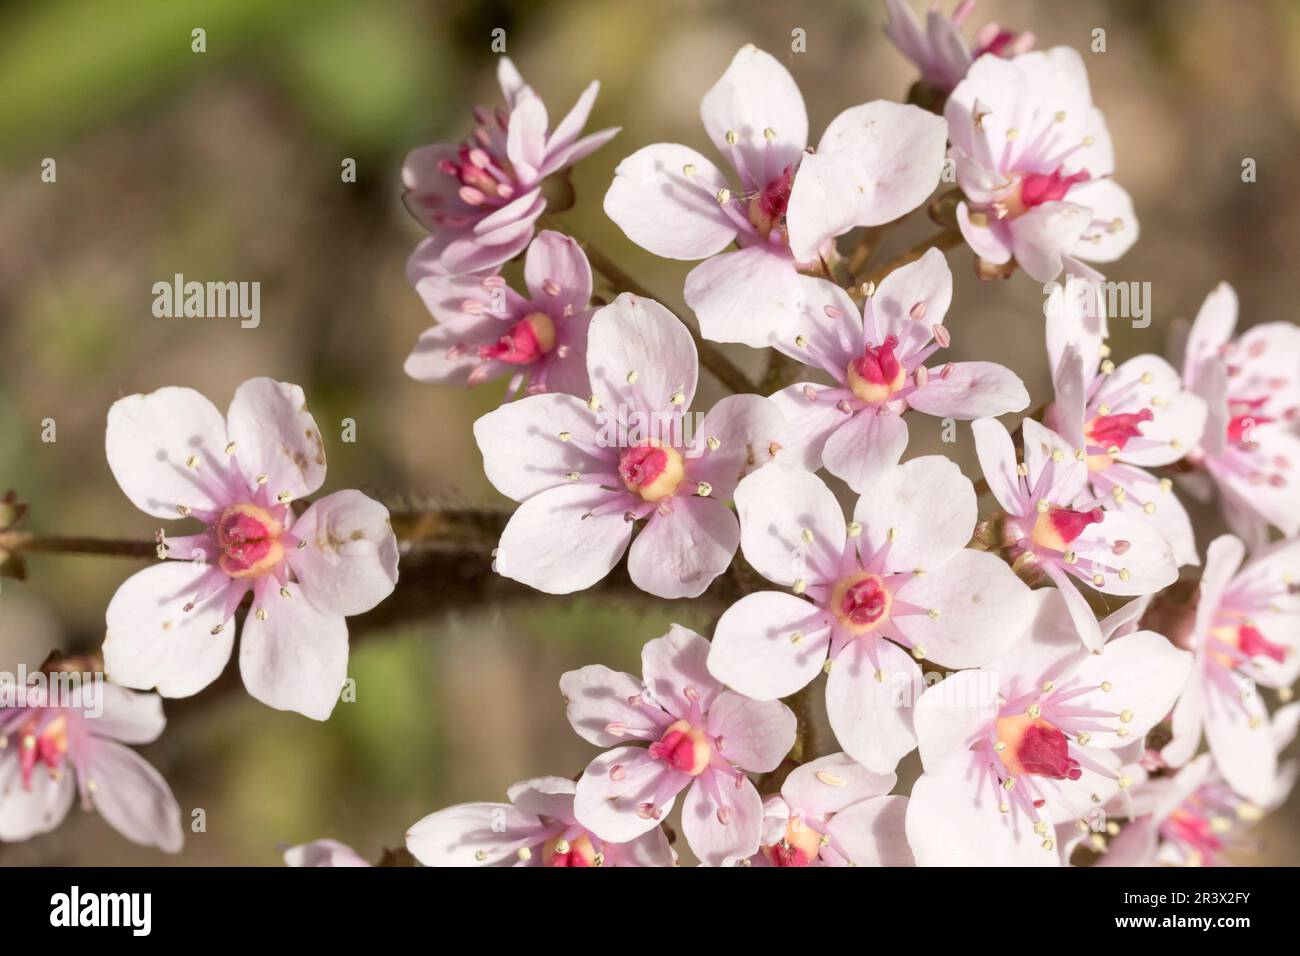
left=3, top=2, right=1295, bottom=867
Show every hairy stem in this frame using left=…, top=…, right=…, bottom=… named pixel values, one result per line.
left=538, top=214, right=756, bottom=395
left=0, top=533, right=157, bottom=559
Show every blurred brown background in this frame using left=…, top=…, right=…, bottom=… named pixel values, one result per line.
left=0, top=0, right=1296, bottom=865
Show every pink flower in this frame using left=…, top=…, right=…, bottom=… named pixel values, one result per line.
left=407, top=775, right=673, bottom=867
left=1105, top=707, right=1297, bottom=867
left=883, top=0, right=1034, bottom=95
left=973, top=415, right=1178, bottom=650
left=769, top=249, right=1029, bottom=490
left=708, top=459, right=1031, bottom=772
left=103, top=379, right=400, bottom=720
left=284, top=839, right=371, bottom=867
left=565, top=626, right=795, bottom=866
left=946, top=47, right=1137, bottom=282
left=405, top=230, right=594, bottom=399
left=1162, top=535, right=1300, bottom=805
left=905, top=589, right=1192, bottom=866
left=1043, top=280, right=1208, bottom=566
left=1178, top=282, right=1300, bottom=546
left=475, top=293, right=785, bottom=598
left=403, top=58, right=619, bottom=276
left=0, top=683, right=182, bottom=852
left=604, top=45, right=947, bottom=347
left=751, top=753, right=913, bottom=867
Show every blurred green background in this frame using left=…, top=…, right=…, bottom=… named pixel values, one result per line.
left=0, top=0, right=1297, bottom=864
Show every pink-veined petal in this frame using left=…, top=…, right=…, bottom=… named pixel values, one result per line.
left=586, top=294, right=698, bottom=415
left=603, top=143, right=737, bottom=260
left=705, top=690, right=796, bottom=773
left=626, top=496, right=739, bottom=600
left=708, top=591, right=831, bottom=700
left=105, top=387, right=233, bottom=519
left=684, top=246, right=803, bottom=348
left=82, top=740, right=183, bottom=853
left=239, top=580, right=348, bottom=721
left=286, top=490, right=399, bottom=618
left=699, top=45, right=808, bottom=180
left=225, top=378, right=327, bottom=502
left=494, top=483, right=633, bottom=594
left=679, top=770, right=764, bottom=867
left=822, top=408, right=909, bottom=494
left=826, top=638, right=922, bottom=774
left=104, top=561, right=238, bottom=699
left=734, top=464, right=846, bottom=587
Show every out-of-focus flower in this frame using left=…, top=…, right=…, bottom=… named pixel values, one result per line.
left=905, top=589, right=1192, bottom=865
left=283, top=839, right=371, bottom=867
left=1044, top=280, right=1207, bottom=565
left=403, top=58, right=618, bottom=276
left=751, top=753, right=912, bottom=867
left=883, top=0, right=1034, bottom=98
left=945, top=47, right=1137, bottom=282
left=103, top=379, right=400, bottom=720
left=0, top=678, right=182, bottom=853
left=1177, top=282, right=1300, bottom=548
left=1162, top=535, right=1299, bottom=804
left=407, top=776, right=673, bottom=867
left=973, top=415, right=1178, bottom=650
left=405, top=230, right=594, bottom=399
left=605, top=45, right=946, bottom=347
left=475, top=294, right=784, bottom=598
left=709, top=460, right=1029, bottom=773
left=565, top=626, right=795, bottom=866
left=770, top=250, right=1028, bottom=490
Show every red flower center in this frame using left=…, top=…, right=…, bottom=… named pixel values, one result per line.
left=995, top=713, right=1082, bottom=781
left=847, top=335, right=906, bottom=404
left=1086, top=409, right=1153, bottom=452
left=647, top=719, right=711, bottom=776
left=216, top=504, right=284, bottom=579
left=1030, top=505, right=1104, bottom=553
left=830, top=572, right=893, bottom=634
left=747, top=165, right=794, bottom=237
left=618, top=444, right=685, bottom=502
left=543, top=834, right=598, bottom=867
left=1018, top=167, right=1091, bottom=208
left=478, top=312, right=556, bottom=365
left=1235, top=623, right=1287, bottom=664
left=19, top=716, right=68, bottom=790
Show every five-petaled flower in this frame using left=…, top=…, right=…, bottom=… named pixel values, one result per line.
left=1178, top=282, right=1300, bottom=548
left=1043, top=279, right=1207, bottom=565
left=972, top=415, right=1178, bottom=650
left=103, top=378, right=400, bottom=720
left=946, top=47, right=1137, bottom=282
left=403, top=58, right=619, bottom=276
left=406, top=776, right=673, bottom=867
left=0, top=679, right=183, bottom=853
left=752, top=752, right=913, bottom=867
left=708, top=459, right=1030, bottom=772
left=605, top=44, right=946, bottom=347
left=565, top=626, right=796, bottom=866
left=405, top=230, right=595, bottom=400
left=905, top=589, right=1191, bottom=866
left=475, top=293, right=785, bottom=598
left=769, top=249, right=1029, bottom=491
left=1162, top=534, right=1300, bottom=805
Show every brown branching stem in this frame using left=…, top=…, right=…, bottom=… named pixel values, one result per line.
left=537, top=214, right=756, bottom=395
left=858, top=228, right=964, bottom=292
